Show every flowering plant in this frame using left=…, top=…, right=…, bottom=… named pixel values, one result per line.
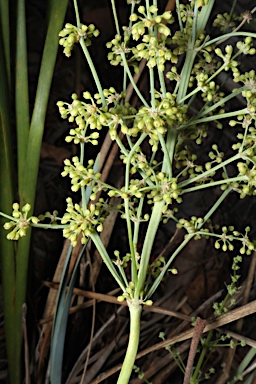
left=1, top=0, right=256, bottom=382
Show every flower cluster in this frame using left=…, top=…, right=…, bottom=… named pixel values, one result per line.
left=59, top=23, right=100, bottom=57
left=57, top=90, right=136, bottom=141
left=61, top=157, right=102, bottom=194
left=102, top=95, right=136, bottom=140
left=3, top=203, right=39, bottom=240
left=57, top=93, right=103, bottom=129
left=175, top=150, right=203, bottom=177
left=236, top=37, right=256, bottom=56
left=205, top=144, right=224, bottom=171
left=129, top=6, right=173, bottom=41
left=61, top=198, right=107, bottom=246
left=147, top=174, right=182, bottom=208
left=131, top=93, right=188, bottom=151
left=234, top=70, right=256, bottom=114
left=232, top=126, right=256, bottom=156
left=222, top=178, right=256, bottom=199
left=65, top=128, right=99, bottom=145
left=162, top=207, right=179, bottom=224
left=120, top=199, right=150, bottom=223
left=214, top=226, right=235, bottom=252
left=214, top=226, right=255, bottom=254
left=113, top=250, right=134, bottom=271
left=166, top=66, right=180, bottom=82
left=106, top=33, right=134, bottom=69
left=184, top=123, right=209, bottom=145
left=179, top=3, right=194, bottom=26
left=148, top=256, right=167, bottom=279
left=106, top=5, right=175, bottom=72
left=189, top=57, right=221, bottom=91
left=195, top=73, right=218, bottom=102
left=170, top=29, right=191, bottom=56
left=120, top=147, right=157, bottom=177
left=215, top=45, right=239, bottom=73
left=194, top=73, right=225, bottom=107
left=132, top=35, right=177, bottom=70
left=235, top=162, right=256, bottom=198
left=177, top=216, right=209, bottom=239
left=171, top=29, right=206, bottom=56
left=108, top=180, right=145, bottom=200
left=213, top=13, right=236, bottom=32
left=220, top=143, right=256, bottom=198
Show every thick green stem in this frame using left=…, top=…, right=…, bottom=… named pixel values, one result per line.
left=135, top=200, right=165, bottom=298
left=134, top=130, right=177, bottom=299
left=177, top=49, right=197, bottom=102
left=117, top=302, right=142, bottom=384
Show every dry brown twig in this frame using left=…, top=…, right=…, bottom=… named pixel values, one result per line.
left=183, top=317, right=207, bottom=384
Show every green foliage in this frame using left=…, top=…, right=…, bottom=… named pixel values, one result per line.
left=0, top=1, right=69, bottom=382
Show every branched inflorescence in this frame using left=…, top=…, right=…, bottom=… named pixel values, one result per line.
left=2, top=1, right=256, bottom=307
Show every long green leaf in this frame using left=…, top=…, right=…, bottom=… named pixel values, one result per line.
left=16, top=0, right=30, bottom=193
left=21, top=0, right=68, bottom=206
left=50, top=244, right=86, bottom=383
left=0, top=1, right=17, bottom=382
left=50, top=244, right=73, bottom=384
left=0, top=0, right=10, bottom=87
left=12, top=0, right=68, bottom=382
